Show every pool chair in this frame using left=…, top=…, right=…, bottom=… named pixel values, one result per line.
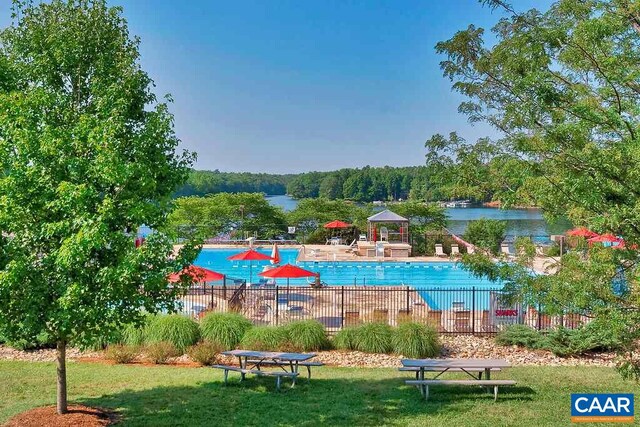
left=435, top=244, right=447, bottom=257
left=380, top=227, right=389, bottom=242
left=372, top=308, right=389, bottom=323
left=450, top=244, right=460, bottom=257
left=500, top=243, right=512, bottom=256
left=454, top=310, right=473, bottom=333
left=467, top=246, right=475, bottom=254
left=397, top=308, right=412, bottom=323
left=426, top=310, right=446, bottom=332
left=345, top=311, right=361, bottom=326
left=359, top=234, right=367, bottom=241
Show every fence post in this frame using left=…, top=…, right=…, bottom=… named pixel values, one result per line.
left=406, top=286, right=410, bottom=314
left=210, top=284, right=214, bottom=311
left=223, top=276, right=227, bottom=300
left=472, top=287, right=476, bottom=335
left=275, top=286, right=279, bottom=326
left=341, top=286, right=345, bottom=329
left=537, top=303, right=541, bottom=330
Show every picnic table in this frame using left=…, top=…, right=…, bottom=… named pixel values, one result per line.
left=400, top=358, right=516, bottom=401
left=213, top=350, right=323, bottom=391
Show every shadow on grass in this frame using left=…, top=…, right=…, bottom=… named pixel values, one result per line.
left=80, top=373, right=536, bottom=426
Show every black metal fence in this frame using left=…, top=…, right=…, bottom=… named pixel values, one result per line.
left=178, top=284, right=586, bottom=335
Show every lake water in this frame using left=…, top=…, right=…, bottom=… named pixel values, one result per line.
left=267, top=195, right=570, bottom=240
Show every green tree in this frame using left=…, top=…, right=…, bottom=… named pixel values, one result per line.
left=392, top=202, right=448, bottom=255
left=436, top=0, right=640, bottom=378
left=0, top=0, right=197, bottom=413
left=463, top=219, right=507, bottom=255
left=169, top=193, right=287, bottom=240
left=287, top=198, right=372, bottom=242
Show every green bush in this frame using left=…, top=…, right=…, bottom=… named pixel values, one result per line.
left=187, top=341, right=221, bottom=366
left=200, top=312, right=253, bottom=350
left=240, top=326, right=289, bottom=351
left=333, top=327, right=359, bottom=351
left=145, top=341, right=180, bottom=364
left=495, top=325, right=543, bottom=348
left=122, top=322, right=147, bottom=346
left=104, top=344, right=139, bottom=364
left=353, top=323, right=393, bottom=354
left=392, top=322, right=441, bottom=358
left=284, top=320, right=328, bottom=351
left=145, top=314, right=200, bottom=353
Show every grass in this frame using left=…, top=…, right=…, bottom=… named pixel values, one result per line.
left=0, top=361, right=636, bottom=426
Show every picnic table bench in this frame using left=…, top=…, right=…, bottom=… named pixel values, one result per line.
left=213, top=350, right=321, bottom=391
left=401, top=359, right=516, bottom=401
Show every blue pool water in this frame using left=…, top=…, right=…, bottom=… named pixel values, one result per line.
left=194, top=248, right=500, bottom=287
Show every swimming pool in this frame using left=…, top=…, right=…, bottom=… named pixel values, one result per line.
left=194, top=248, right=501, bottom=288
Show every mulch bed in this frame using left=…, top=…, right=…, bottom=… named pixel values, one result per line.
left=4, top=405, right=118, bottom=427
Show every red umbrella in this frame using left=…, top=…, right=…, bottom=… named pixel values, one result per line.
left=566, top=227, right=598, bottom=238
left=270, top=244, right=281, bottom=265
left=168, top=266, right=224, bottom=283
left=227, top=249, right=273, bottom=283
left=587, top=233, right=621, bottom=243
left=258, top=263, right=319, bottom=288
left=227, top=249, right=273, bottom=261
left=324, top=220, right=352, bottom=229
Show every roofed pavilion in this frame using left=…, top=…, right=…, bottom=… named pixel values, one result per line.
left=367, top=209, right=409, bottom=244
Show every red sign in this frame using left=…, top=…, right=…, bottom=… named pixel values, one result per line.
left=495, top=309, right=518, bottom=317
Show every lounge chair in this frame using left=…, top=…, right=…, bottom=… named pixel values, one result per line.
left=398, top=308, right=412, bottom=323
left=359, top=234, right=367, bottom=241
left=380, top=227, right=389, bottom=242
left=435, top=244, right=447, bottom=257
left=500, top=243, right=512, bottom=256
left=426, top=310, right=445, bottom=332
left=467, top=246, right=475, bottom=254
left=451, top=244, right=460, bottom=257
left=345, top=311, right=360, bottom=326
left=372, top=308, right=389, bottom=323
left=454, top=310, right=473, bottom=333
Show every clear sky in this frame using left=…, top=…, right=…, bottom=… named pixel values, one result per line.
left=3, top=1, right=554, bottom=173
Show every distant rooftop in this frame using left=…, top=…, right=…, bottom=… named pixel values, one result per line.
left=367, top=209, right=408, bottom=222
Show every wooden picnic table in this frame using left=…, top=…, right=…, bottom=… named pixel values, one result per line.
left=400, top=358, right=515, bottom=400
left=215, top=350, right=322, bottom=390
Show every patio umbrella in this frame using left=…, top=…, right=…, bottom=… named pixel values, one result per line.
left=323, top=220, right=352, bottom=229
left=227, top=249, right=273, bottom=283
left=168, top=266, right=224, bottom=283
left=566, top=227, right=598, bottom=238
left=588, top=233, right=622, bottom=243
left=258, top=263, right=319, bottom=289
left=270, top=244, right=281, bottom=265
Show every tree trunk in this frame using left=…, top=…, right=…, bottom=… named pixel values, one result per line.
left=56, top=340, right=68, bottom=415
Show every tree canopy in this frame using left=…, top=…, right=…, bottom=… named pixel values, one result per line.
left=437, top=0, right=640, bottom=379
left=0, top=0, right=197, bottom=413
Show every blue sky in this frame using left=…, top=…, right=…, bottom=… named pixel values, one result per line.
left=3, top=1, right=554, bottom=173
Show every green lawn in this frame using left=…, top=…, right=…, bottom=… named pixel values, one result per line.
left=0, top=361, right=636, bottom=426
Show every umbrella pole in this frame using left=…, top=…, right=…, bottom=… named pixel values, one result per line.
left=287, top=278, right=290, bottom=299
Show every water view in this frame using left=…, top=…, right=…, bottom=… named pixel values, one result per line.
left=267, top=195, right=570, bottom=239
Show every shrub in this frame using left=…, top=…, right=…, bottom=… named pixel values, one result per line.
left=353, top=323, right=393, bottom=354
left=333, top=327, right=359, bottom=351
left=495, top=325, right=543, bottom=348
left=122, top=322, right=147, bottom=346
left=284, top=320, right=328, bottom=351
left=187, top=341, right=221, bottom=366
left=145, top=341, right=180, bottom=364
left=240, top=326, right=289, bottom=351
left=393, top=322, right=441, bottom=358
left=104, top=344, right=139, bottom=364
left=145, top=314, right=200, bottom=353
left=200, top=312, right=252, bottom=350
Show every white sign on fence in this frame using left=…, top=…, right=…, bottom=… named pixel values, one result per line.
left=489, top=291, right=525, bottom=326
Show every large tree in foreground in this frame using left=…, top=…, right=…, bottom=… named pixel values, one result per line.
left=433, top=0, right=640, bottom=379
left=0, top=0, right=198, bottom=413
